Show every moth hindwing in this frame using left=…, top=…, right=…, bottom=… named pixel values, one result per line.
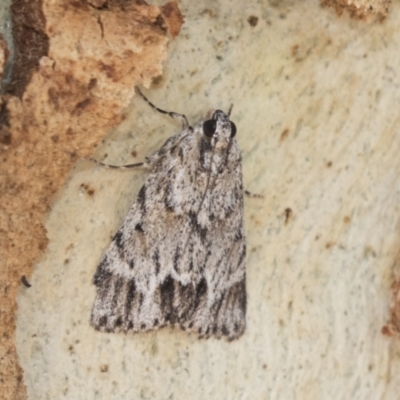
left=90, top=91, right=246, bottom=341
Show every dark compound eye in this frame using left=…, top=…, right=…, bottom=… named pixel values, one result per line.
left=230, top=122, right=237, bottom=138
left=203, top=119, right=216, bottom=137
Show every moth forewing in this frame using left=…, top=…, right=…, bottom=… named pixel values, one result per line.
left=90, top=93, right=246, bottom=341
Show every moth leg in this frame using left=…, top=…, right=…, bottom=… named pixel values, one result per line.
left=86, top=158, right=144, bottom=169
left=137, top=88, right=189, bottom=131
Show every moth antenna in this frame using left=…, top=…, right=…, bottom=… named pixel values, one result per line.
left=136, top=88, right=189, bottom=130
left=228, top=103, right=234, bottom=117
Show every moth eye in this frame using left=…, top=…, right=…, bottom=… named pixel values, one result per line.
left=230, top=122, right=237, bottom=138
left=203, top=119, right=217, bottom=138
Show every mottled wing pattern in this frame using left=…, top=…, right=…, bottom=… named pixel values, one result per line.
left=91, top=112, right=246, bottom=341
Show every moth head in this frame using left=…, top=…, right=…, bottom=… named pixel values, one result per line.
left=203, top=110, right=237, bottom=146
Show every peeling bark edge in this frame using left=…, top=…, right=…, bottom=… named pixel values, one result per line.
left=6, top=0, right=49, bottom=98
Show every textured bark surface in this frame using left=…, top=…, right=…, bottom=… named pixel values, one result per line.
left=382, top=266, right=400, bottom=337
left=0, top=1, right=182, bottom=398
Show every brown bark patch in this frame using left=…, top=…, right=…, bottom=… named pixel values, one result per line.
left=320, top=0, right=390, bottom=20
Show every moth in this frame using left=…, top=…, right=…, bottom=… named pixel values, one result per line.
left=90, top=90, right=246, bottom=340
